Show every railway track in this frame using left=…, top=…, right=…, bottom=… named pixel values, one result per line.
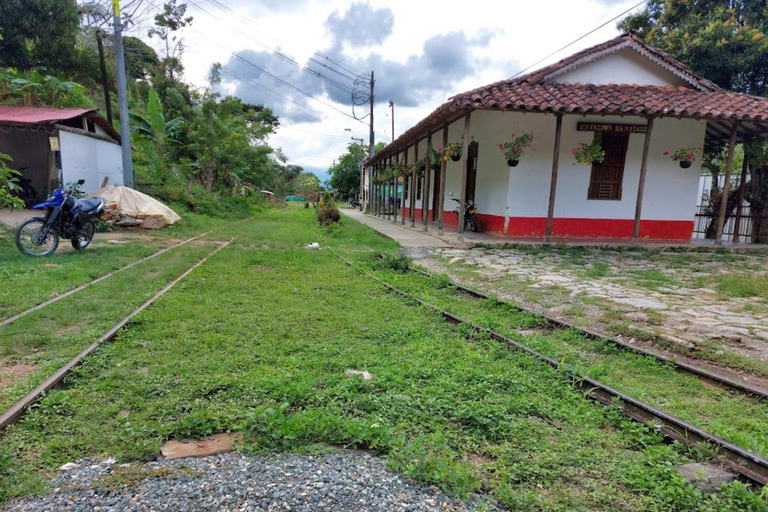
left=339, top=254, right=768, bottom=488
left=0, top=230, right=214, bottom=327
left=0, top=238, right=235, bottom=432
left=411, top=268, right=768, bottom=401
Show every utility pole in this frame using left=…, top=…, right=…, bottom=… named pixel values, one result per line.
left=96, top=31, right=113, bottom=125
left=367, top=71, right=375, bottom=214
left=112, top=0, right=134, bottom=188
left=389, top=101, right=395, bottom=142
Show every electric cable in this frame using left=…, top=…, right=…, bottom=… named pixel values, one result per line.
left=508, top=0, right=649, bottom=79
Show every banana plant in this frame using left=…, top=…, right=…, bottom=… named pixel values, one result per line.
left=130, top=89, right=184, bottom=184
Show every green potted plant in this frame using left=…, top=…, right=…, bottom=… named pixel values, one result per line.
left=664, top=146, right=702, bottom=168
left=439, top=142, right=463, bottom=162
left=572, top=133, right=605, bottom=165
left=497, top=130, right=534, bottom=167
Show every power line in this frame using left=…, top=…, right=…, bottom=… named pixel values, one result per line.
left=193, top=0, right=367, bottom=78
left=508, top=0, right=649, bottom=80
left=218, top=68, right=324, bottom=124
left=190, top=0, right=358, bottom=95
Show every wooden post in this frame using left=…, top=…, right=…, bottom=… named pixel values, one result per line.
left=387, top=157, right=392, bottom=221
left=410, top=143, right=418, bottom=228
left=437, top=125, right=448, bottom=236
left=733, top=152, right=750, bottom=243
left=422, top=133, right=432, bottom=231
left=400, top=151, right=407, bottom=225
left=391, top=159, right=397, bottom=224
left=458, top=112, right=472, bottom=235
left=632, top=117, right=655, bottom=243
left=715, top=125, right=739, bottom=246
left=545, top=114, right=563, bottom=243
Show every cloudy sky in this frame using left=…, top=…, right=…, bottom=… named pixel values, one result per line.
left=139, top=0, right=644, bottom=182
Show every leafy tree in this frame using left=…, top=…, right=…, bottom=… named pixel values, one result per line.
left=0, top=0, right=80, bottom=71
left=124, top=37, right=160, bottom=82
left=148, top=0, right=193, bottom=83
left=621, top=0, right=768, bottom=96
left=293, top=172, right=321, bottom=199
left=183, top=94, right=277, bottom=193
left=622, top=0, right=768, bottom=241
left=328, top=142, right=367, bottom=200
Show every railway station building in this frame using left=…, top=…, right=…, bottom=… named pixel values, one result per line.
left=367, top=34, right=768, bottom=243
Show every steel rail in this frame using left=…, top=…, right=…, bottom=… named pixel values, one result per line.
left=338, top=255, right=768, bottom=487
left=411, top=268, right=768, bottom=401
left=1, top=230, right=215, bottom=327
left=0, top=238, right=235, bottom=432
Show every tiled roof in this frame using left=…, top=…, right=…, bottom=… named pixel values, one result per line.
left=370, top=34, right=768, bottom=165
left=452, top=82, right=768, bottom=121
left=516, top=33, right=721, bottom=92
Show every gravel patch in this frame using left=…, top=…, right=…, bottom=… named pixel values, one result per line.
left=3, top=451, right=502, bottom=512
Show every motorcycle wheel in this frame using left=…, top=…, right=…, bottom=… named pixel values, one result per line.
left=467, top=217, right=478, bottom=232
left=15, top=218, right=59, bottom=257
left=71, top=221, right=95, bottom=250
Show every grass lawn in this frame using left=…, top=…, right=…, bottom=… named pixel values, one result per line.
left=0, top=206, right=765, bottom=511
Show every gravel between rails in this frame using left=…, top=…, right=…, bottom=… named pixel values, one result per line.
left=2, top=452, right=502, bottom=512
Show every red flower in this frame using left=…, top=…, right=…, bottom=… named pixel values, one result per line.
left=663, top=151, right=669, bottom=156
left=686, top=153, right=693, bottom=159
left=529, top=130, right=534, bottom=134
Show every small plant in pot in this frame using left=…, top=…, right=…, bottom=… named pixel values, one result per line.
left=497, top=130, right=534, bottom=167
left=572, top=133, right=605, bottom=165
left=664, top=146, right=702, bottom=168
left=439, top=142, right=463, bottom=162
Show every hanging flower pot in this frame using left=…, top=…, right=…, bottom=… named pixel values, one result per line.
left=664, top=146, right=701, bottom=169
left=439, top=142, right=463, bottom=162
left=497, top=131, right=534, bottom=167
left=572, top=132, right=605, bottom=165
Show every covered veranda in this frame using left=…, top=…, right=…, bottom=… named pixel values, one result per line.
left=366, top=42, right=768, bottom=245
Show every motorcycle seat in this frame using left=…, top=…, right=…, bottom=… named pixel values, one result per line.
left=78, top=198, right=104, bottom=213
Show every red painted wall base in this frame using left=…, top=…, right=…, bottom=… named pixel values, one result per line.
left=398, top=210, right=692, bottom=240
left=506, top=216, right=693, bottom=240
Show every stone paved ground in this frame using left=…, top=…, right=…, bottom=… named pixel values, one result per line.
left=418, top=245, right=768, bottom=379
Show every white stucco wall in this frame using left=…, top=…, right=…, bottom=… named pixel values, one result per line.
left=552, top=48, right=687, bottom=87
left=59, top=130, right=123, bottom=194
left=427, top=110, right=704, bottom=224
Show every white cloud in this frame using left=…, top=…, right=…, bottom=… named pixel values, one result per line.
left=142, top=0, right=643, bottom=173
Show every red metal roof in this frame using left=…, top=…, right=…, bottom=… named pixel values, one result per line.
left=0, top=105, right=120, bottom=141
left=370, top=34, right=768, bottom=165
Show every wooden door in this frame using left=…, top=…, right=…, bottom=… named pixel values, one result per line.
left=588, top=133, right=628, bottom=200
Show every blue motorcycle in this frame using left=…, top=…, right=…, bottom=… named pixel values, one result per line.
left=14, top=180, right=105, bottom=257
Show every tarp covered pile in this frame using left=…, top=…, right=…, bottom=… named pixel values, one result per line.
left=90, top=185, right=181, bottom=229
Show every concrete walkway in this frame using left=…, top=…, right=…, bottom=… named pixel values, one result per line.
left=341, top=209, right=451, bottom=248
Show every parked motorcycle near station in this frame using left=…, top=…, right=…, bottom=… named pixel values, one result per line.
left=14, top=179, right=105, bottom=257
left=450, top=193, right=478, bottom=232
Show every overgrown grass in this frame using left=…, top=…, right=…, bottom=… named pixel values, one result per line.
left=717, top=274, right=768, bottom=299
left=0, top=207, right=765, bottom=511
left=373, top=267, right=768, bottom=459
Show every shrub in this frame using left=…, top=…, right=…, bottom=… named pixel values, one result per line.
left=317, top=205, right=340, bottom=226
left=372, top=253, right=411, bottom=273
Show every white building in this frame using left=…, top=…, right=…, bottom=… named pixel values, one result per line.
left=369, top=34, right=768, bottom=242
left=0, top=105, right=123, bottom=201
